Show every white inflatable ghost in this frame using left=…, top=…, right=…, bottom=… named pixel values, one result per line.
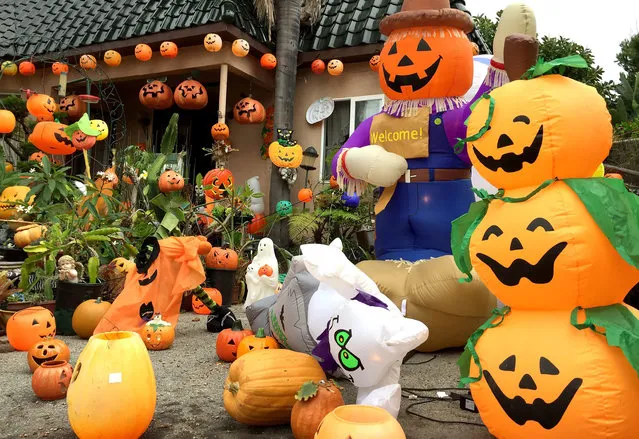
left=301, top=239, right=429, bottom=418
left=245, top=176, right=265, bottom=214
left=244, top=238, right=279, bottom=310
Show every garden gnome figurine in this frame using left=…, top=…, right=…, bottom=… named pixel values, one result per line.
left=58, top=255, right=80, bottom=283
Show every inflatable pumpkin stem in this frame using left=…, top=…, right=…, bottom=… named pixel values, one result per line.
left=192, top=285, right=218, bottom=313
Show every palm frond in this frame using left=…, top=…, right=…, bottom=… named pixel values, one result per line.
left=253, top=0, right=275, bottom=40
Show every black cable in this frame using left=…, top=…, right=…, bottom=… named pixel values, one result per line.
left=405, top=398, right=485, bottom=427
left=403, top=354, right=437, bottom=365
left=401, top=387, right=485, bottom=427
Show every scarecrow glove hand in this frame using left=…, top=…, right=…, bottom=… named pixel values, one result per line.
left=345, top=145, right=407, bottom=187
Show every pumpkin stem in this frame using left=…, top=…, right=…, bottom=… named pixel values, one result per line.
left=226, top=381, right=240, bottom=395
left=256, top=327, right=265, bottom=338
left=231, top=320, right=244, bottom=331
left=295, top=381, right=319, bottom=401
left=95, top=297, right=102, bottom=304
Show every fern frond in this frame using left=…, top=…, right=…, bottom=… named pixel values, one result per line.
left=288, top=211, right=320, bottom=245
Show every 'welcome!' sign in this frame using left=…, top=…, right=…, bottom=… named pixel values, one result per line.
left=369, top=107, right=430, bottom=158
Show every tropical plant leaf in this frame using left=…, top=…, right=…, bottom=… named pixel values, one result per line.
left=160, top=113, right=179, bottom=155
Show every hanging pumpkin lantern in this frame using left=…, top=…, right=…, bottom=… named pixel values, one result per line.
left=19, top=61, right=36, bottom=76
left=139, top=80, right=173, bottom=110
left=291, top=380, right=345, bottom=439
left=247, top=213, right=266, bottom=234
left=66, top=113, right=101, bottom=151
left=103, top=50, right=121, bottom=67
left=327, top=59, right=344, bottom=76
left=29, top=121, right=76, bottom=155
left=192, top=287, right=223, bottom=315
left=26, top=94, right=57, bottom=122
left=59, top=95, right=87, bottom=121
left=71, top=298, right=111, bottom=339
left=260, top=53, right=277, bottom=70
left=276, top=200, right=293, bottom=216
left=315, top=405, right=406, bottom=438
left=32, top=360, right=74, bottom=401
left=79, top=54, right=97, bottom=70
left=233, top=96, right=266, bottom=124
left=311, top=59, right=325, bottom=74
left=297, top=188, right=313, bottom=203
left=71, top=130, right=96, bottom=150
left=160, top=41, right=178, bottom=58
left=67, top=331, right=156, bottom=439
left=224, top=349, right=326, bottom=425
left=174, top=79, right=208, bottom=110
left=14, top=223, right=46, bottom=248
left=27, top=339, right=70, bottom=372
left=237, top=327, right=279, bottom=358
left=141, top=314, right=175, bottom=350
left=204, top=33, right=223, bottom=52
left=158, top=170, right=185, bottom=193
left=202, top=167, right=234, bottom=200
left=466, top=75, right=612, bottom=190
left=211, top=122, right=230, bottom=140
left=369, top=55, right=381, bottom=72
left=135, top=43, right=152, bottom=61
left=1, top=61, right=17, bottom=76
left=0, top=109, right=16, bottom=133
left=232, top=39, right=250, bottom=57
left=6, top=306, right=56, bottom=351
left=51, top=62, right=68, bottom=76
left=89, top=119, right=109, bottom=141
left=205, top=246, right=239, bottom=270
left=216, top=320, right=253, bottom=362
left=0, top=186, right=34, bottom=219
left=269, top=140, right=303, bottom=168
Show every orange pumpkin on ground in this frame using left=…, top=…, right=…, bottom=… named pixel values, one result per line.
left=6, top=306, right=56, bottom=351
left=315, top=405, right=406, bottom=438
left=141, top=314, right=175, bottom=350
left=233, top=97, right=266, bottom=124
left=236, top=327, right=278, bottom=358
left=192, top=288, right=223, bottom=315
left=32, top=360, right=73, bottom=400
left=139, top=81, right=173, bottom=110
left=174, top=79, right=208, bottom=110
left=158, top=170, right=184, bottom=193
left=27, top=338, right=70, bottom=372
left=26, top=94, right=56, bottom=121
left=291, top=380, right=345, bottom=439
left=72, top=297, right=112, bottom=339
left=216, top=320, right=253, bottom=362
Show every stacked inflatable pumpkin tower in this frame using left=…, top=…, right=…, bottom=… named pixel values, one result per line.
left=454, top=36, right=639, bottom=438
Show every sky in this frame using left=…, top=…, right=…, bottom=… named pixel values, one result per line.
left=471, top=0, right=639, bottom=81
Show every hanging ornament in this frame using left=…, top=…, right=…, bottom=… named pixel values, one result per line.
left=311, top=59, right=325, bottom=74
left=174, top=79, right=208, bottom=110
left=103, top=50, right=122, bottom=67
left=1, top=61, right=17, bottom=76
left=369, top=55, right=380, bottom=72
left=276, top=200, right=293, bottom=216
left=297, top=188, right=313, bottom=203
left=269, top=129, right=303, bottom=168
left=260, top=54, right=277, bottom=70
left=139, top=80, right=173, bottom=110
left=327, top=59, right=344, bottom=76
left=19, top=61, right=36, bottom=76
left=135, top=44, right=152, bottom=61
left=204, top=33, right=223, bottom=52
left=26, top=94, right=57, bottom=121
left=160, top=42, right=178, bottom=58
left=232, top=39, right=250, bottom=57
left=233, top=96, right=266, bottom=124
left=79, top=55, right=97, bottom=70
left=341, top=192, right=360, bottom=208
left=51, top=62, right=68, bottom=76
left=89, top=120, right=109, bottom=141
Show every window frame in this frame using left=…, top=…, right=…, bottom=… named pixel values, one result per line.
left=319, top=93, right=385, bottom=182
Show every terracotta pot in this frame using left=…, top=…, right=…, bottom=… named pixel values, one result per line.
left=6, top=300, right=56, bottom=313
left=315, top=405, right=406, bottom=439
left=32, top=360, right=73, bottom=400
left=54, top=281, right=105, bottom=335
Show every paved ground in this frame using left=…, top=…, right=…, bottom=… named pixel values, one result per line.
left=0, top=306, right=491, bottom=439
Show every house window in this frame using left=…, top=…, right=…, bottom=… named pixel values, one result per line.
left=320, top=95, right=384, bottom=181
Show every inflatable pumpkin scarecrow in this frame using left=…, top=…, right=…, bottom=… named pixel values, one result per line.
left=454, top=54, right=639, bottom=439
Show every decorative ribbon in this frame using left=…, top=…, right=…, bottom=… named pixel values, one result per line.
left=453, top=93, right=495, bottom=155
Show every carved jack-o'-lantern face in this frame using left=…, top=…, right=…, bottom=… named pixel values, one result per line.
left=467, top=75, right=612, bottom=190
left=79, top=54, right=97, bottom=70
left=29, top=122, right=76, bottom=155
left=6, top=306, right=56, bottom=351
left=202, top=168, right=234, bottom=200
left=174, top=79, right=208, bottom=110
left=27, top=338, right=70, bottom=372
left=158, top=170, right=184, bottom=193
left=89, top=119, right=108, bottom=141
left=135, top=44, right=152, bottom=61
left=51, top=62, right=68, bottom=76
left=59, top=95, right=87, bottom=121
left=71, top=131, right=97, bottom=151
left=268, top=141, right=303, bottom=168
left=26, top=94, right=57, bottom=122
left=139, top=81, right=173, bottom=110
left=204, top=33, right=223, bottom=52
left=233, top=97, right=266, bottom=124
left=469, top=182, right=639, bottom=310
left=160, top=41, right=178, bottom=58
left=378, top=26, right=473, bottom=101
left=103, top=50, right=122, bottom=67
left=211, top=122, right=230, bottom=141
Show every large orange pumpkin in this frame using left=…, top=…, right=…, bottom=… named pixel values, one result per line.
left=467, top=75, right=612, bottom=190
left=27, top=338, right=70, bottom=372
left=29, top=121, right=76, bottom=155
left=6, top=306, right=56, bottom=351
left=158, top=170, right=184, bottom=193
left=315, top=405, right=406, bottom=438
left=202, top=168, right=234, bottom=200
left=72, top=298, right=112, bottom=339
left=59, top=95, right=87, bottom=121
left=174, top=79, right=208, bottom=110
left=0, top=109, right=16, bottom=133
left=139, top=81, right=173, bottom=110
left=26, top=94, right=57, bottom=121
left=468, top=308, right=639, bottom=439
left=233, top=97, right=266, bottom=124
left=378, top=26, right=473, bottom=101
left=469, top=182, right=639, bottom=310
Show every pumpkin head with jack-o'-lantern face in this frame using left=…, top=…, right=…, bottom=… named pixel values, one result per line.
left=79, top=54, right=97, bottom=70
left=29, top=122, right=76, bottom=155
left=469, top=182, right=639, bottom=310
left=51, top=62, right=68, bottom=75
left=202, top=167, right=234, bottom=200
left=174, top=79, right=208, bottom=110
left=327, top=59, right=343, bottom=76
left=135, top=44, right=152, bottom=61
left=204, top=33, right=223, bottom=52
left=469, top=308, right=639, bottom=438
left=6, top=306, right=56, bottom=351
left=26, top=94, right=57, bottom=122
left=141, top=314, right=175, bottom=350
left=232, top=39, right=250, bottom=57
left=59, top=95, right=87, bottom=121
left=233, top=97, right=266, bottom=124
left=158, top=170, right=184, bottom=193
left=71, top=130, right=97, bottom=151
left=0, top=186, right=34, bottom=219
left=103, top=50, right=121, bottom=66
left=269, top=141, right=303, bottom=168
left=211, top=122, right=230, bottom=140
left=160, top=41, right=178, bottom=58
left=139, top=80, right=173, bottom=110
left=467, top=75, right=612, bottom=190
left=27, top=338, right=70, bottom=372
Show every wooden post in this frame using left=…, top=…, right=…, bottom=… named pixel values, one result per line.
left=218, top=64, right=228, bottom=123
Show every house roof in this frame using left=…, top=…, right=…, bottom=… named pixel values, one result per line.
left=0, top=0, right=270, bottom=58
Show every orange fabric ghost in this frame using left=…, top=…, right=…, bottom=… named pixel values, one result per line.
left=94, top=236, right=212, bottom=334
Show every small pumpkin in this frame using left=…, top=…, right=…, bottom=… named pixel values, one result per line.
left=71, top=297, right=111, bottom=339
left=0, top=109, right=16, bottom=133
left=71, top=130, right=97, bottom=151
left=158, top=170, right=184, bottom=193
left=59, top=95, right=87, bottom=121
left=297, top=188, right=313, bottom=203
left=89, top=119, right=109, bottom=141
left=139, top=80, right=173, bottom=110
left=258, top=264, right=273, bottom=277
left=160, top=41, right=178, bottom=58
left=19, top=61, right=36, bottom=76
left=32, top=360, right=73, bottom=401
left=233, top=96, right=266, bottom=124
left=27, top=339, right=70, bottom=372
left=237, top=327, right=279, bottom=358
left=174, top=79, right=208, bottom=110
left=51, top=62, right=68, bottom=75
left=14, top=224, right=46, bottom=248
left=232, top=39, right=250, bottom=57
left=103, top=50, right=122, bottom=67
left=0, top=186, right=35, bottom=219
left=205, top=246, right=238, bottom=270
left=202, top=167, right=234, bottom=200
left=192, top=287, right=223, bottom=315
left=204, top=33, right=223, bottom=52
left=369, top=55, right=381, bottom=72
left=260, top=53, right=277, bottom=70
left=216, top=320, right=253, bottom=362
left=291, top=380, right=345, bottom=439
left=29, top=121, right=76, bottom=155
left=26, top=94, right=57, bottom=121
left=5, top=162, right=13, bottom=172
left=269, top=141, right=303, bottom=168
left=327, top=59, right=344, bottom=76
left=311, top=59, right=325, bottom=74
left=135, top=43, right=153, bottom=61
left=315, top=405, right=406, bottom=439
left=29, top=152, right=45, bottom=162
left=247, top=213, right=266, bottom=235
left=223, top=349, right=326, bottom=425
left=79, top=54, right=97, bottom=70
left=1, top=61, right=17, bottom=76
left=141, top=314, right=175, bottom=350
left=211, top=122, right=230, bottom=140
left=329, top=175, right=339, bottom=189
left=109, top=257, right=134, bottom=275
left=6, top=306, right=56, bottom=351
